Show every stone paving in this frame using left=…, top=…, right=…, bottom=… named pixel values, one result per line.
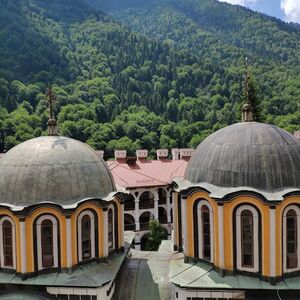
left=114, top=240, right=182, bottom=300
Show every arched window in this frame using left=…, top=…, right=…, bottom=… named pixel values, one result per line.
left=236, top=205, right=259, bottom=273
left=201, top=205, right=211, bottom=260
left=0, top=217, right=16, bottom=269
left=108, top=208, right=114, bottom=252
left=241, top=210, right=254, bottom=268
left=197, top=200, right=214, bottom=263
left=286, top=210, right=297, bottom=269
left=77, top=211, right=96, bottom=262
left=283, top=206, right=300, bottom=273
left=82, top=215, right=91, bottom=260
left=36, top=215, right=59, bottom=271
left=41, top=220, right=54, bottom=268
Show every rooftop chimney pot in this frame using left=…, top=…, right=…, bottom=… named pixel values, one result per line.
left=156, top=149, right=169, bottom=160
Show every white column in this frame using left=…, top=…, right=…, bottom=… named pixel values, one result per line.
left=167, top=194, right=171, bottom=223
left=135, top=199, right=140, bottom=231
left=120, top=204, right=125, bottom=247
left=103, top=210, right=109, bottom=257
left=154, top=190, right=159, bottom=220
left=172, top=192, right=178, bottom=249
left=181, top=196, right=188, bottom=256
left=66, top=217, right=72, bottom=268
left=218, top=204, right=225, bottom=270
left=270, top=207, right=276, bottom=277
left=20, top=219, right=27, bottom=274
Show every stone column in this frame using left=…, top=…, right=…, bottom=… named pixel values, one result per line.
left=19, top=218, right=27, bottom=274
left=154, top=190, right=159, bottom=220
left=135, top=199, right=140, bottom=231
left=270, top=206, right=276, bottom=279
left=218, top=203, right=225, bottom=270
left=66, top=216, right=72, bottom=267
left=172, top=193, right=178, bottom=250
left=103, top=209, right=109, bottom=257
left=120, top=203, right=125, bottom=248
left=181, top=195, right=188, bottom=256
left=167, top=194, right=171, bottom=223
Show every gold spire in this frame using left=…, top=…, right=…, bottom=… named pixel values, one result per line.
left=241, top=57, right=254, bottom=122
left=46, top=85, right=58, bottom=136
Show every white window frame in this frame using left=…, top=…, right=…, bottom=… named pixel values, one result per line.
left=197, top=200, right=214, bottom=263
left=283, top=205, right=300, bottom=273
left=0, top=216, right=16, bottom=269
left=36, top=215, right=59, bottom=271
left=236, top=205, right=259, bottom=273
left=108, top=205, right=115, bottom=250
left=77, top=210, right=95, bottom=262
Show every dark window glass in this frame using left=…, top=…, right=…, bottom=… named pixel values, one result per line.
left=108, top=209, right=113, bottom=251
left=241, top=210, right=254, bottom=268
left=286, top=210, right=297, bottom=269
left=3, top=220, right=13, bottom=267
left=82, top=215, right=91, bottom=260
left=41, top=219, right=54, bottom=268
left=201, top=205, right=211, bottom=260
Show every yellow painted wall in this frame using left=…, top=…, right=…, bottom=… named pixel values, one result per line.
left=276, top=195, right=300, bottom=277
left=183, top=192, right=290, bottom=278
left=223, top=196, right=270, bottom=276
left=186, top=192, right=219, bottom=266
left=0, top=198, right=123, bottom=274
left=71, top=202, right=104, bottom=265
left=0, top=209, right=21, bottom=272
left=26, top=207, right=67, bottom=271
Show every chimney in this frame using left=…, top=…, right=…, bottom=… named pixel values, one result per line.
left=294, top=131, right=300, bottom=140
left=180, top=148, right=194, bottom=160
left=156, top=149, right=168, bottom=160
left=172, top=148, right=180, bottom=160
left=114, top=150, right=127, bottom=162
left=96, top=150, right=104, bottom=159
left=136, top=149, right=148, bottom=160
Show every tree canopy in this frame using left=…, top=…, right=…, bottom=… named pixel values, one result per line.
left=0, top=0, right=299, bottom=154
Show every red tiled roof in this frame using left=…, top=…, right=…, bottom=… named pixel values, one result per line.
left=107, top=158, right=188, bottom=189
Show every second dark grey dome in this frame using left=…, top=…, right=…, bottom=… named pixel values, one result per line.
left=0, top=136, right=116, bottom=206
left=185, top=122, right=300, bottom=193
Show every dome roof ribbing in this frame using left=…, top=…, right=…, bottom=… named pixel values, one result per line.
left=0, top=136, right=116, bottom=206
left=185, top=122, right=300, bottom=193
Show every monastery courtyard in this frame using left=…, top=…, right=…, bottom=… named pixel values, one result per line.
left=114, top=237, right=180, bottom=300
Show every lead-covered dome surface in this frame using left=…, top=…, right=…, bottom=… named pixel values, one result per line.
left=0, top=136, right=116, bottom=206
left=185, top=122, right=300, bottom=193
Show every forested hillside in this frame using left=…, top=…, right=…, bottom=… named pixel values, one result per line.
left=0, top=0, right=299, bottom=157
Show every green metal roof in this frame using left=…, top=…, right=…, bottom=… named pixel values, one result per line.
left=170, top=258, right=300, bottom=290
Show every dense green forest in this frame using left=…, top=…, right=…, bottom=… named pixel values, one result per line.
left=0, top=0, right=299, bottom=157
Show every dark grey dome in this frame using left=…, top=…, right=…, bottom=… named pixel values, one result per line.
left=185, top=122, right=300, bottom=193
left=0, top=136, right=116, bottom=206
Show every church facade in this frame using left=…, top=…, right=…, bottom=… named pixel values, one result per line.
left=171, top=109, right=300, bottom=299
left=0, top=134, right=126, bottom=300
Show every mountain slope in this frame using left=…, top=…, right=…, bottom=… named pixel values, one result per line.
left=0, top=0, right=299, bottom=155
